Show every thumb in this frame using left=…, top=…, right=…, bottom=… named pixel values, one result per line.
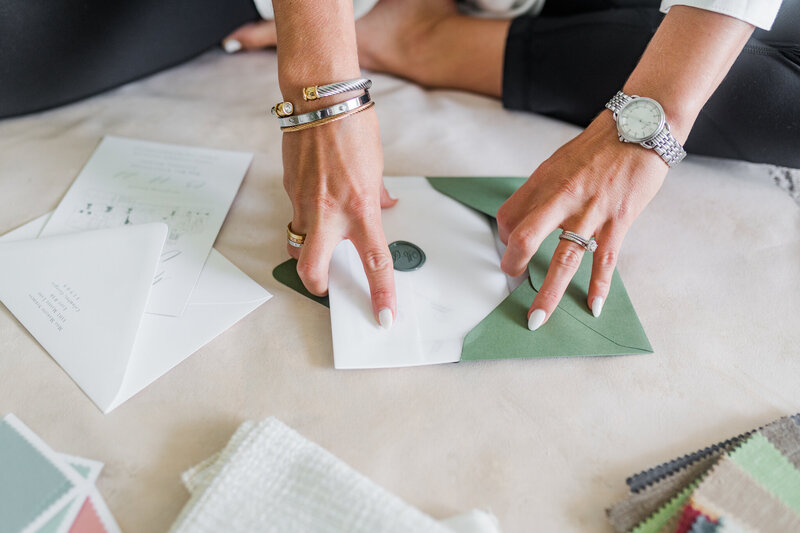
left=222, top=20, right=277, bottom=52
left=380, top=185, right=398, bottom=209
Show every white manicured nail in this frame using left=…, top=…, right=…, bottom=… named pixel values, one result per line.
left=528, top=309, right=546, bottom=331
left=223, top=39, right=242, bottom=53
left=591, top=296, right=604, bottom=318
left=378, top=308, right=393, bottom=330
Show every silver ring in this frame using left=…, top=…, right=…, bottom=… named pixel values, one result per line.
left=559, top=230, right=598, bottom=252
left=287, top=239, right=303, bottom=248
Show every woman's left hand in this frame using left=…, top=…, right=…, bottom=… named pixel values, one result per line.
left=496, top=111, right=669, bottom=330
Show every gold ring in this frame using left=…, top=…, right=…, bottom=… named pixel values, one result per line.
left=287, top=223, right=306, bottom=248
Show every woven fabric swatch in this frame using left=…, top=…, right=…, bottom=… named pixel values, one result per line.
left=612, top=415, right=800, bottom=532
left=758, top=416, right=800, bottom=469
left=727, top=432, right=800, bottom=514
left=608, top=453, right=721, bottom=532
left=627, top=431, right=800, bottom=533
left=687, top=515, right=718, bottom=533
left=689, top=454, right=800, bottom=533
left=626, top=436, right=747, bottom=494
left=169, top=418, right=455, bottom=533
left=674, top=503, right=716, bottom=533
left=626, top=415, right=800, bottom=494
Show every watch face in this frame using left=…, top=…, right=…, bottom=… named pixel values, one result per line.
left=617, top=97, right=665, bottom=142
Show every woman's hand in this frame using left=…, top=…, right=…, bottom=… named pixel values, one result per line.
left=498, top=6, right=754, bottom=331
left=283, top=106, right=398, bottom=328
left=497, top=112, right=668, bottom=330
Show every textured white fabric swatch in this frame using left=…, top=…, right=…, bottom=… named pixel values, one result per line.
left=170, top=418, right=500, bottom=533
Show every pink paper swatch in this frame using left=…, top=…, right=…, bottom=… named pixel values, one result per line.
left=69, top=498, right=107, bottom=533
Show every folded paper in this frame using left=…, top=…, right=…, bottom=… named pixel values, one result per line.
left=0, top=214, right=272, bottom=413
left=39, top=136, right=253, bottom=317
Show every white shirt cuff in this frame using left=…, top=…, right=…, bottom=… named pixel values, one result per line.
left=252, top=0, right=273, bottom=20
left=660, top=0, right=783, bottom=30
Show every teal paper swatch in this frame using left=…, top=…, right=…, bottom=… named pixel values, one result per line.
left=0, top=420, right=74, bottom=533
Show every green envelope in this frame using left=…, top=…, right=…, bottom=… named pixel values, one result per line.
left=272, top=258, right=329, bottom=308
left=272, top=177, right=652, bottom=361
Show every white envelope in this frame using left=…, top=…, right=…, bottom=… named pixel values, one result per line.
left=0, top=214, right=272, bottom=413
left=328, top=177, right=509, bottom=369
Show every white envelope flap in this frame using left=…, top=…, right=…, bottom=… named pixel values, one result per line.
left=0, top=223, right=167, bottom=410
left=329, top=177, right=509, bottom=369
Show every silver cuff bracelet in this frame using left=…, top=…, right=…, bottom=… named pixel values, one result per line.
left=277, top=91, right=372, bottom=128
left=303, top=78, right=372, bottom=101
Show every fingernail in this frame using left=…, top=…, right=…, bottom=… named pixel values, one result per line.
left=223, top=39, right=242, bottom=53
left=591, top=296, right=604, bottom=318
left=378, top=308, right=393, bottom=330
left=528, top=309, right=546, bottom=331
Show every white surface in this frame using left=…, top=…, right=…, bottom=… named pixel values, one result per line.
left=329, top=177, right=508, bottom=369
left=1, top=215, right=272, bottom=414
left=39, top=136, right=253, bottom=317
left=0, top=49, right=798, bottom=532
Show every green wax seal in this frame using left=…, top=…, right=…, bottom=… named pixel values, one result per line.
left=389, top=241, right=426, bottom=272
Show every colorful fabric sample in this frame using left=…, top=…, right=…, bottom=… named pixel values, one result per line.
left=689, top=454, right=800, bottom=532
left=609, top=414, right=800, bottom=533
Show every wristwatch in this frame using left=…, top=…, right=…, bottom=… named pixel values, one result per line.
left=605, top=91, right=686, bottom=167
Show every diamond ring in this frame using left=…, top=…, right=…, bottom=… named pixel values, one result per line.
left=559, top=230, right=598, bottom=252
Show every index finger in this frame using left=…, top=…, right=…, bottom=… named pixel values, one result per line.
left=527, top=226, right=594, bottom=331
left=349, top=218, right=397, bottom=329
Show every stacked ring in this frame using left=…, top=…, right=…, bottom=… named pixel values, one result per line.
left=559, top=230, right=598, bottom=252
left=287, top=223, right=306, bottom=248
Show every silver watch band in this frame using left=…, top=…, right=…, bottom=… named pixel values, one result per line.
left=277, top=91, right=372, bottom=128
left=605, top=90, right=686, bottom=167
left=605, top=90, right=632, bottom=115
left=645, top=125, right=686, bottom=167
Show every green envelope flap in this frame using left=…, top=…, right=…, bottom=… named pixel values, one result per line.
left=462, top=279, right=652, bottom=360
left=427, top=177, right=527, bottom=218
left=527, top=232, right=652, bottom=353
left=427, top=176, right=651, bottom=358
left=272, top=259, right=330, bottom=308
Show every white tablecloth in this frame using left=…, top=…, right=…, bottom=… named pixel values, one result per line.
left=1, top=49, right=798, bottom=532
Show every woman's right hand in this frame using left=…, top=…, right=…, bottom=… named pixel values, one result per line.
left=282, top=105, right=398, bottom=328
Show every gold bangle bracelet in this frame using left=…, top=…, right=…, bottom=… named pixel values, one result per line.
left=279, top=101, right=375, bottom=133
